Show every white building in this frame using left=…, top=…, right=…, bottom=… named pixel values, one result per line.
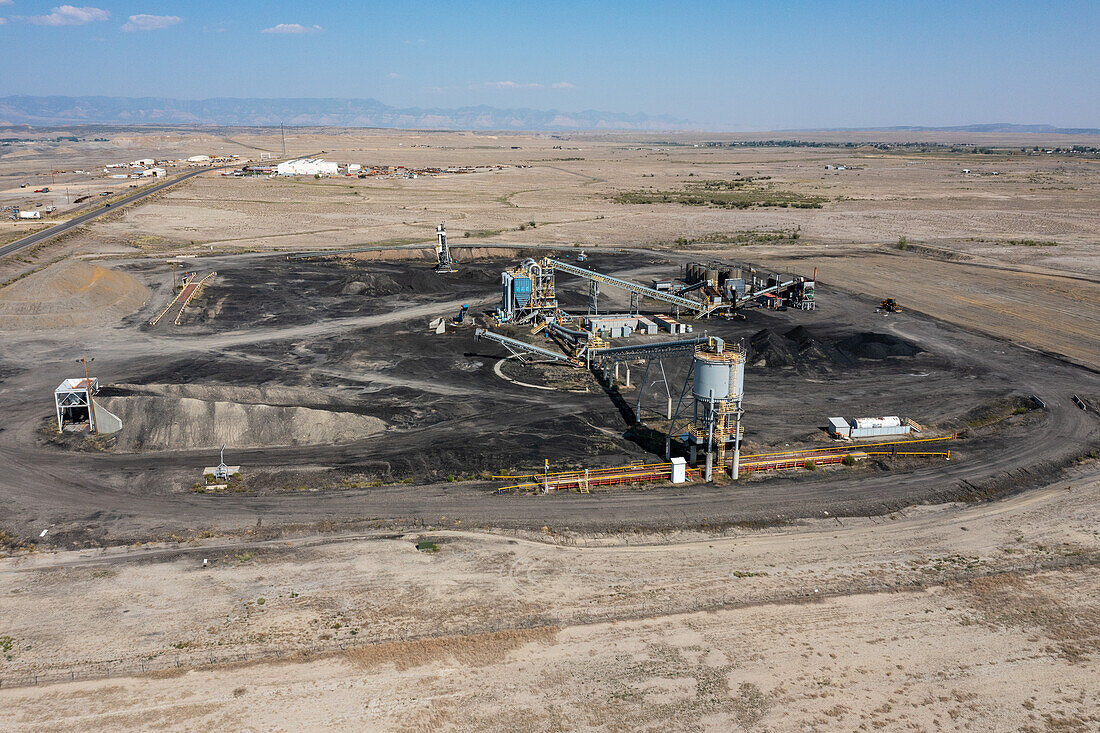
left=54, top=377, right=122, bottom=434
left=18, top=210, right=42, bottom=219
left=130, top=158, right=155, bottom=167
left=187, top=155, right=212, bottom=164
left=141, top=167, right=167, bottom=177
left=347, top=163, right=361, bottom=173
left=276, top=158, right=339, bottom=177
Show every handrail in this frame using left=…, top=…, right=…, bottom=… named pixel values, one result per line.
left=547, top=259, right=703, bottom=311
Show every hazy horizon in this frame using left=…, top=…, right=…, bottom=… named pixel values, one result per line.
left=0, top=0, right=1097, bottom=129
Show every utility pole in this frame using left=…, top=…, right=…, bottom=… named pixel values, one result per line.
left=83, top=355, right=98, bottom=435
left=280, top=123, right=286, bottom=157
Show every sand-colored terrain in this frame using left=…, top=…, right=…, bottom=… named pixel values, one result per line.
left=750, top=248, right=1100, bottom=367
left=2, top=468, right=1098, bottom=731
left=0, top=260, right=149, bottom=330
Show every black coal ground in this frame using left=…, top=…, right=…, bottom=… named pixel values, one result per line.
left=116, top=253, right=1018, bottom=484
left=4, top=250, right=1097, bottom=546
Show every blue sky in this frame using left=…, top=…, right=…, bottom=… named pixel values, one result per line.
left=0, top=0, right=1097, bottom=129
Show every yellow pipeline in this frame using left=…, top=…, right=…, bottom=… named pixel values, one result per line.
left=740, top=433, right=957, bottom=460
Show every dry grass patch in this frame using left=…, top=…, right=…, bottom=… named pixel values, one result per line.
left=345, top=627, right=558, bottom=672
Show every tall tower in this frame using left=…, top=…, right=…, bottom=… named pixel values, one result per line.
left=687, top=339, right=746, bottom=481
left=434, top=223, right=457, bottom=273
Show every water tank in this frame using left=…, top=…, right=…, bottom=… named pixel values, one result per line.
left=692, top=351, right=745, bottom=402
left=853, top=416, right=901, bottom=429
left=706, top=268, right=719, bottom=284
left=512, top=277, right=533, bottom=308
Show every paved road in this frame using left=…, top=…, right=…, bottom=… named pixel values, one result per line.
left=0, top=167, right=217, bottom=259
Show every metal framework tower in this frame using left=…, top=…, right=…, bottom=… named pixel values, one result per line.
left=434, top=223, right=457, bottom=273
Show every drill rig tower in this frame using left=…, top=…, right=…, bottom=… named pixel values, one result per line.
left=434, top=223, right=457, bottom=273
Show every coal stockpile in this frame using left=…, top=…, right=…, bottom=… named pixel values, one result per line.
left=835, top=331, right=923, bottom=360
left=748, top=326, right=922, bottom=368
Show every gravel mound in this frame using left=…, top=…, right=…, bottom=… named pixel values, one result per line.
left=0, top=261, right=149, bottom=330
left=100, top=395, right=387, bottom=451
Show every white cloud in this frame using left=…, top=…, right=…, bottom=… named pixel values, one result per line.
left=122, top=14, right=181, bottom=31
left=481, top=81, right=544, bottom=89
left=26, top=5, right=109, bottom=26
left=0, top=0, right=12, bottom=6
left=262, top=23, right=321, bottom=34
left=0, top=17, right=7, bottom=25
left=386, top=72, right=401, bottom=79
left=475, top=81, right=576, bottom=90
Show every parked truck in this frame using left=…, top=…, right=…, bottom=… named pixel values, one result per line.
left=18, top=210, right=42, bottom=219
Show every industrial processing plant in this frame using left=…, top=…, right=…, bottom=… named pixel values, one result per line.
left=0, top=122, right=1097, bottom=730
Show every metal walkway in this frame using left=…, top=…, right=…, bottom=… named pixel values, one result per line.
left=589, top=336, right=709, bottom=364
left=474, top=328, right=573, bottom=362
left=547, top=259, right=704, bottom=312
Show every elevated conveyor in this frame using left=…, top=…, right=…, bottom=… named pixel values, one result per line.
left=589, top=336, right=710, bottom=364
left=547, top=259, right=704, bottom=313
left=474, top=328, right=574, bottom=362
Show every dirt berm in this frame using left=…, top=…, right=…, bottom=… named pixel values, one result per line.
left=99, top=395, right=387, bottom=451
left=0, top=260, right=150, bottom=330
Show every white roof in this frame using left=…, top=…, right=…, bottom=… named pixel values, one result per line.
left=56, top=377, right=96, bottom=392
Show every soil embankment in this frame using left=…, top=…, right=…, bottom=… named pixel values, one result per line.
left=0, top=260, right=149, bottom=330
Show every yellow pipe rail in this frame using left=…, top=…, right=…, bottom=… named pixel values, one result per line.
left=493, top=462, right=672, bottom=481
left=740, top=433, right=957, bottom=460
left=173, top=270, right=217, bottom=326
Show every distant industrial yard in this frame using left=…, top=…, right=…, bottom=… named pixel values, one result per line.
left=1, top=126, right=1098, bottom=730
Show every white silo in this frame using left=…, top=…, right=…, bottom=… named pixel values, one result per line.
left=688, top=338, right=746, bottom=480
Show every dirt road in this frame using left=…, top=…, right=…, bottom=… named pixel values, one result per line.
left=0, top=251, right=1096, bottom=546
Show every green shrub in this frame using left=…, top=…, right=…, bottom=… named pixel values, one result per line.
left=841, top=455, right=856, bottom=466
left=804, top=460, right=817, bottom=471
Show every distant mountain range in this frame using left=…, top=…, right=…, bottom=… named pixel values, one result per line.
left=1, top=97, right=1092, bottom=135
left=0, top=95, right=694, bottom=131
left=804, top=123, right=1100, bottom=135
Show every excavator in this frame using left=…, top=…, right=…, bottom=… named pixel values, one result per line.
left=877, top=298, right=901, bottom=314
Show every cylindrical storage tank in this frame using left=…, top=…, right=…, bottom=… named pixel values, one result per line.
left=689, top=264, right=700, bottom=283
left=692, top=350, right=745, bottom=402
left=730, top=355, right=745, bottom=401
left=693, top=357, right=729, bottom=401
left=706, top=268, right=719, bottom=284
left=718, top=268, right=731, bottom=284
